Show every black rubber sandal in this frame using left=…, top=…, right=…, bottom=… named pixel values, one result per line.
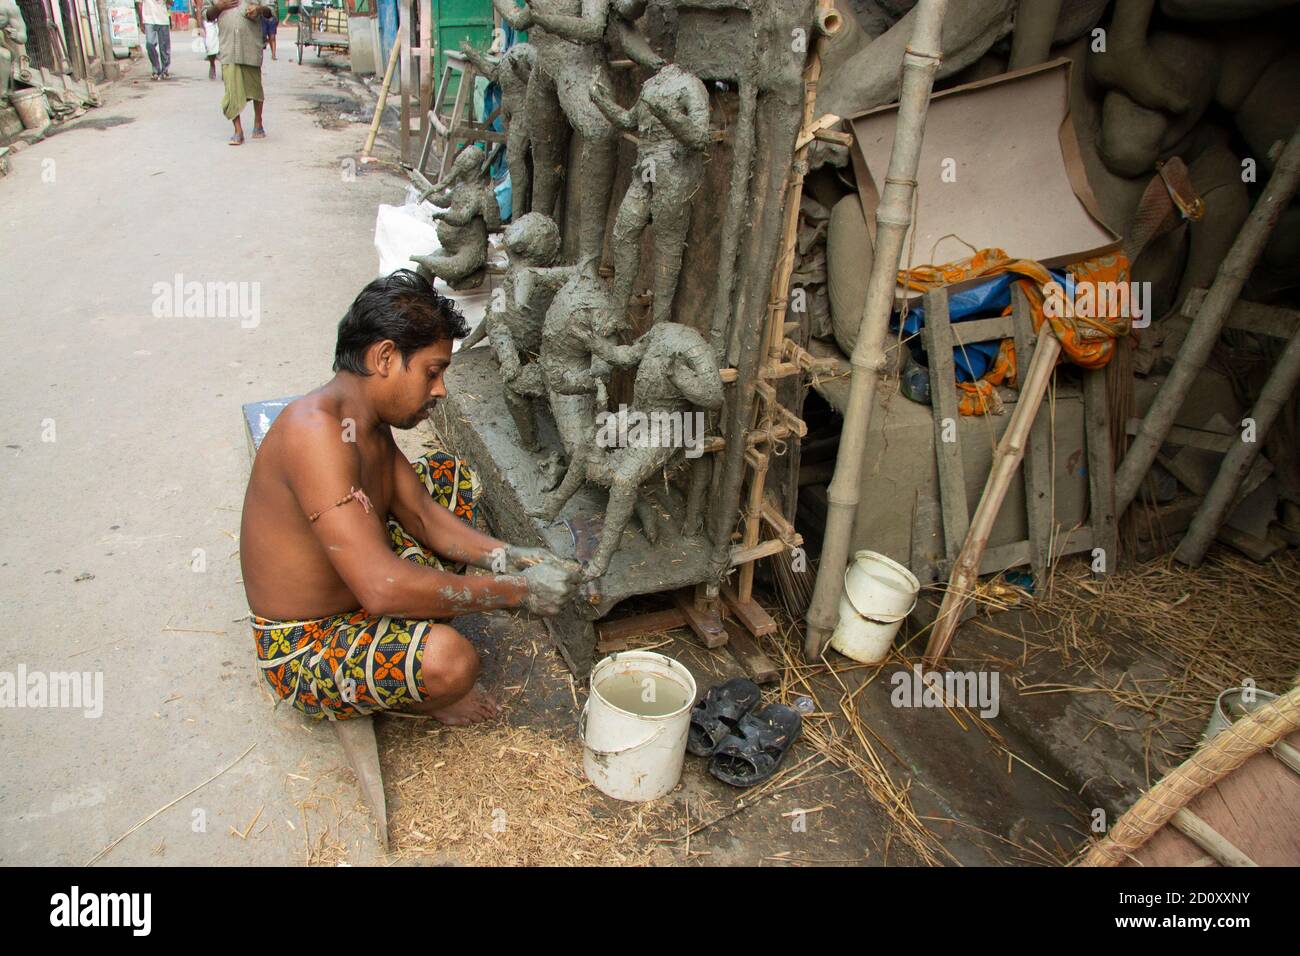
left=687, top=677, right=762, bottom=756
left=708, top=703, right=802, bottom=787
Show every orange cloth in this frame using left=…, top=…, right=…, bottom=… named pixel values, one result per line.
left=899, top=249, right=1131, bottom=416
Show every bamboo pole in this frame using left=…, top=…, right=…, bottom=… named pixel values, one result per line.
left=1114, top=126, right=1300, bottom=519
left=1174, top=322, right=1300, bottom=566
left=362, top=38, right=403, bottom=163
left=1169, top=809, right=1258, bottom=867
left=923, top=327, right=1062, bottom=664
left=804, top=0, right=948, bottom=657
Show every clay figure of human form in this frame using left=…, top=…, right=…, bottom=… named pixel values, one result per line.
left=411, top=145, right=502, bottom=290
left=492, top=0, right=625, bottom=259
left=488, top=213, right=578, bottom=464
left=0, top=0, right=28, bottom=104
left=539, top=322, right=724, bottom=581
left=537, top=267, right=644, bottom=470
left=459, top=40, right=538, bottom=222
left=591, top=63, right=711, bottom=324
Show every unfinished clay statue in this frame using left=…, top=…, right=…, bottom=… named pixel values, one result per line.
left=537, top=267, right=643, bottom=466
left=538, top=322, right=724, bottom=581
left=492, top=0, right=619, bottom=258
left=0, top=0, right=27, bottom=106
left=489, top=212, right=578, bottom=458
left=411, top=145, right=501, bottom=290
left=592, top=63, right=711, bottom=324
left=459, top=40, right=537, bottom=222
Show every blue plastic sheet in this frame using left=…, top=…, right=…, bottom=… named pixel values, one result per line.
left=894, top=269, right=1069, bottom=382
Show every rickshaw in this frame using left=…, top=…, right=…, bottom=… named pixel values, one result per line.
left=289, top=0, right=350, bottom=65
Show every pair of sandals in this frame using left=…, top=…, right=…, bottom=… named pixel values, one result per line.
left=687, top=678, right=802, bottom=787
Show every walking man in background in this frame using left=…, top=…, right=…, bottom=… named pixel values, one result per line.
left=204, top=0, right=273, bottom=145
left=140, top=0, right=171, bottom=80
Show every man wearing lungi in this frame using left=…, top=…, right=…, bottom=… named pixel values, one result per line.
left=204, top=0, right=273, bottom=144
left=240, top=270, right=580, bottom=724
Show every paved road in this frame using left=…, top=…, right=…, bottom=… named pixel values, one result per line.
left=0, top=43, right=404, bottom=864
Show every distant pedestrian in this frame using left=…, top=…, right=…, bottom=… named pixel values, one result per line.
left=262, top=8, right=278, bottom=61
left=195, top=12, right=219, bottom=80
left=140, top=0, right=171, bottom=80
left=204, top=0, right=273, bottom=145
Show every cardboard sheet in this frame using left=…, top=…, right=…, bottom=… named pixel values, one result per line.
left=849, top=59, right=1120, bottom=294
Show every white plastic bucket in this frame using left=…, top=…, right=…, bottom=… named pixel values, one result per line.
left=10, top=88, right=48, bottom=132
left=580, top=651, right=697, bottom=802
left=829, top=550, right=920, bottom=663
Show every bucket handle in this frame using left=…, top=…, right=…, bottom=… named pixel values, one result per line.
left=579, top=700, right=666, bottom=757
left=842, top=566, right=917, bottom=623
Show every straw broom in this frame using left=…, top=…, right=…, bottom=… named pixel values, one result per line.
left=805, top=0, right=949, bottom=657
left=1079, top=684, right=1300, bottom=866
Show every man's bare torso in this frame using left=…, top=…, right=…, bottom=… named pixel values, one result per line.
left=240, top=389, right=398, bottom=620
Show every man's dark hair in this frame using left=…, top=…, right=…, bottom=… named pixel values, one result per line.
left=333, top=269, right=469, bottom=375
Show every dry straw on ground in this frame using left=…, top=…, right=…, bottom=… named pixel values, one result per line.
left=1028, top=547, right=1300, bottom=771
left=382, top=721, right=682, bottom=866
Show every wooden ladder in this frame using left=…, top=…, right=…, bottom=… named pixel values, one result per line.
left=416, top=51, right=507, bottom=184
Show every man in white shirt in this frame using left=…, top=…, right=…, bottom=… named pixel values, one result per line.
left=139, top=0, right=171, bottom=79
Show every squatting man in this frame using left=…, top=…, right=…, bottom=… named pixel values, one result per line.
left=240, top=270, right=580, bottom=724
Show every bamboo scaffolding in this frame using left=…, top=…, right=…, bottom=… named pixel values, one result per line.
left=733, top=2, right=837, bottom=603
left=1174, top=321, right=1300, bottom=566
left=804, top=0, right=948, bottom=657
left=1113, top=126, right=1300, bottom=519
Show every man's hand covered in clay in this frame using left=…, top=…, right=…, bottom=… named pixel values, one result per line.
left=518, top=558, right=581, bottom=616
left=505, top=544, right=580, bottom=574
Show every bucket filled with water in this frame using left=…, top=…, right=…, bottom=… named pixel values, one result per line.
left=580, top=651, right=697, bottom=802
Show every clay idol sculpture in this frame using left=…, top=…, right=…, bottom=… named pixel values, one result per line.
left=459, top=40, right=537, bottom=222
left=492, top=0, right=621, bottom=258
left=537, top=266, right=643, bottom=467
left=0, top=0, right=28, bottom=106
left=592, top=63, right=712, bottom=324
left=539, top=322, right=724, bottom=581
left=411, top=145, right=501, bottom=290
left=488, top=212, right=577, bottom=462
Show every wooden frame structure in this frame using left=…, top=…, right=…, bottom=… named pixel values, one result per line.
left=415, top=50, right=506, bottom=183
left=916, top=284, right=1117, bottom=590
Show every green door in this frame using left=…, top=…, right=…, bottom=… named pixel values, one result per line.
left=435, top=0, right=495, bottom=107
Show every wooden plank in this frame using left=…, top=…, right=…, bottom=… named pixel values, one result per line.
left=1011, top=284, right=1052, bottom=584
left=673, top=590, right=728, bottom=649
left=595, top=608, right=687, bottom=650
left=334, top=718, right=387, bottom=849
left=921, top=287, right=969, bottom=561
left=950, top=314, right=1015, bottom=348
left=1185, top=288, right=1300, bottom=340
left=398, top=0, right=412, bottom=163
left=909, top=492, right=943, bottom=584
left=1082, top=366, right=1117, bottom=574
left=1126, top=419, right=1233, bottom=454
left=722, top=619, right=780, bottom=683
left=417, top=0, right=432, bottom=159
left=1216, top=524, right=1284, bottom=562
left=720, top=583, right=777, bottom=637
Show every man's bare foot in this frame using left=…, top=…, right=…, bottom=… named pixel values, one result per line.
left=228, top=133, right=244, bottom=146
left=429, top=684, right=498, bottom=726
left=252, top=126, right=266, bottom=139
